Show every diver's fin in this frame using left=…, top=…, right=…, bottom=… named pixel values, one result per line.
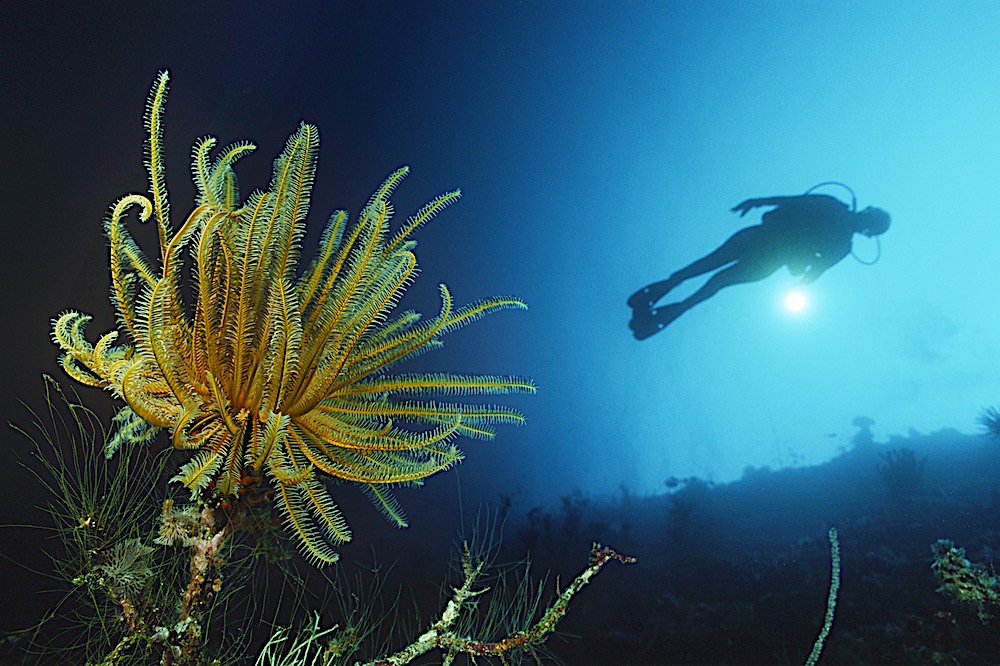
left=627, top=278, right=681, bottom=310
left=629, top=304, right=684, bottom=340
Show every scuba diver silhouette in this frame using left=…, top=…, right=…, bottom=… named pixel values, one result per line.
left=628, top=187, right=891, bottom=340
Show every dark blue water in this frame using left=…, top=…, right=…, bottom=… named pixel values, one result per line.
left=4, top=3, right=1000, bottom=663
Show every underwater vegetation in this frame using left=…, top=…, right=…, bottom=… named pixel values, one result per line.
left=932, top=539, right=1000, bottom=624
left=977, top=405, right=1000, bottom=439
left=23, top=71, right=636, bottom=664
left=16, top=377, right=633, bottom=665
left=12, top=378, right=176, bottom=664
left=876, top=447, right=928, bottom=501
left=926, top=418, right=1000, bottom=639
left=52, top=69, right=536, bottom=565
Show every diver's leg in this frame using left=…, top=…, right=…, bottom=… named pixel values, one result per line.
left=671, top=258, right=780, bottom=312
left=631, top=258, right=780, bottom=339
left=628, top=229, right=753, bottom=309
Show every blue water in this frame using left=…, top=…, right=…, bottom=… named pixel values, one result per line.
left=5, top=2, right=1000, bottom=663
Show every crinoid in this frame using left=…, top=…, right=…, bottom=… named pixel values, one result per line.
left=52, top=71, right=535, bottom=565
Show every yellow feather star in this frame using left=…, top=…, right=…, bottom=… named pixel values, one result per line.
left=51, top=71, right=535, bottom=565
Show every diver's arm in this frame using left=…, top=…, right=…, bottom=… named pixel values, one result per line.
left=731, top=196, right=803, bottom=217
left=731, top=194, right=843, bottom=217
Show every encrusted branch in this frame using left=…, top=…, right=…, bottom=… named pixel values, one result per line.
left=362, top=543, right=636, bottom=666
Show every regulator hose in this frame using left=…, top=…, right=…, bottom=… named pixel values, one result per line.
left=804, top=181, right=880, bottom=265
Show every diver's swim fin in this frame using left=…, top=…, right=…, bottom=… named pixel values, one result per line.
left=627, top=277, right=681, bottom=310
left=629, top=304, right=684, bottom=340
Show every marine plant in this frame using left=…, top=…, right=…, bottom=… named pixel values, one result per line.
left=28, top=71, right=635, bottom=665
left=52, top=70, right=535, bottom=566
left=13, top=378, right=176, bottom=663
left=876, top=447, right=927, bottom=500
left=932, top=539, right=1000, bottom=623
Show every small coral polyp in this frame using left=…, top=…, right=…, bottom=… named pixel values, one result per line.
left=52, top=71, right=534, bottom=565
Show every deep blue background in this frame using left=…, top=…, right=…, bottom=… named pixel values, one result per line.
left=5, top=2, right=1000, bottom=653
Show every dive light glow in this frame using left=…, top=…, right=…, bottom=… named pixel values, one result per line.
left=785, top=290, right=807, bottom=312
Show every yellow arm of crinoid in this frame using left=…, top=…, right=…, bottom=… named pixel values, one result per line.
left=144, top=70, right=172, bottom=264
left=106, top=194, right=157, bottom=338
left=190, top=135, right=256, bottom=209
left=52, top=311, right=132, bottom=392
left=382, top=187, right=462, bottom=258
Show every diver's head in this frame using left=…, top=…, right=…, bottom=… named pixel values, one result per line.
left=855, top=206, right=891, bottom=237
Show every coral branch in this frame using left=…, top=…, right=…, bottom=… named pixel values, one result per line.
left=362, top=542, right=636, bottom=666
